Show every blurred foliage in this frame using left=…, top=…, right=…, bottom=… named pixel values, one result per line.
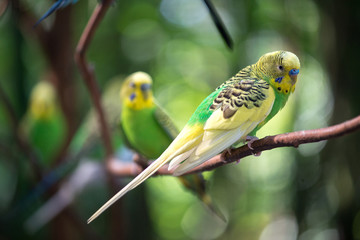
left=1, top=0, right=360, bottom=239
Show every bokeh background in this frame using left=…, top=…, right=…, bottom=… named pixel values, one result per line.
left=1, top=0, right=360, bottom=239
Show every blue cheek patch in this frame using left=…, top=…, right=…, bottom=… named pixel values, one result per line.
left=130, top=93, right=136, bottom=101
left=275, top=77, right=283, bottom=83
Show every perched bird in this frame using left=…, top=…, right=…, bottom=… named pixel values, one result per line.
left=35, top=0, right=78, bottom=26
left=119, top=72, right=222, bottom=219
left=22, top=81, right=66, bottom=166
left=88, top=50, right=301, bottom=223
left=119, top=72, right=178, bottom=160
left=8, top=77, right=124, bottom=228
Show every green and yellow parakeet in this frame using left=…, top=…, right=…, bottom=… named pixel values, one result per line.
left=88, top=50, right=301, bottom=223
left=12, top=77, right=126, bottom=220
left=119, top=72, right=178, bottom=159
left=22, top=81, right=66, bottom=166
left=119, top=71, right=222, bottom=218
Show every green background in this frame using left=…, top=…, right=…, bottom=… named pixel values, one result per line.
left=1, top=0, right=360, bottom=239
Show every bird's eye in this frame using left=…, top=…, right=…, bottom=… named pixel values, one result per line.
left=278, top=65, right=284, bottom=71
left=129, top=82, right=136, bottom=88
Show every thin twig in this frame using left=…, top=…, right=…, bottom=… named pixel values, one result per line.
left=0, top=81, right=43, bottom=180
left=74, top=1, right=125, bottom=238
left=107, top=114, right=360, bottom=177
left=203, top=0, right=233, bottom=49
left=74, top=0, right=114, bottom=159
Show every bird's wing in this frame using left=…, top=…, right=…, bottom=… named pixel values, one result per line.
left=118, top=121, right=142, bottom=154
left=87, top=79, right=274, bottom=223
left=153, top=103, right=179, bottom=139
left=173, top=79, right=275, bottom=175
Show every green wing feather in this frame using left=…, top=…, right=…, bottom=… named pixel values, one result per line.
left=118, top=121, right=142, bottom=154
left=172, top=76, right=275, bottom=175
left=153, top=103, right=179, bottom=139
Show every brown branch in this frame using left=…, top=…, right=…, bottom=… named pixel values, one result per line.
left=108, top=114, right=360, bottom=177
left=74, top=0, right=113, bottom=159
left=0, top=0, right=9, bottom=17
left=74, top=2, right=125, bottom=239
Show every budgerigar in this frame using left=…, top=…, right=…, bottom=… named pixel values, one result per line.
left=22, top=81, right=66, bottom=166
left=35, top=0, right=78, bottom=26
left=11, top=77, right=125, bottom=223
left=88, top=50, right=301, bottom=223
left=119, top=71, right=222, bottom=218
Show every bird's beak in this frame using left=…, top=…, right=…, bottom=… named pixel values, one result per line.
left=289, top=69, right=299, bottom=85
left=140, top=83, right=151, bottom=100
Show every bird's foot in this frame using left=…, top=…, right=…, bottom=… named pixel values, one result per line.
left=220, top=147, right=233, bottom=162
left=226, top=147, right=232, bottom=155
left=221, top=147, right=241, bottom=164
left=245, top=136, right=261, bottom=156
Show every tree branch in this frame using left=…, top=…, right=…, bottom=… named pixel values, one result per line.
left=107, top=114, right=360, bottom=177
left=74, top=0, right=114, bottom=158
left=74, top=2, right=125, bottom=238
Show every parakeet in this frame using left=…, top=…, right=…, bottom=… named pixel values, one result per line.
left=88, top=50, right=301, bottom=223
left=119, top=71, right=222, bottom=218
left=9, top=77, right=125, bottom=225
left=119, top=72, right=178, bottom=159
left=35, top=0, right=79, bottom=26
left=22, top=81, right=66, bottom=166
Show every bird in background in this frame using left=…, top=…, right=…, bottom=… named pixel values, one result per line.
left=88, top=51, right=301, bottom=223
left=7, top=77, right=125, bottom=227
left=118, top=71, right=223, bottom=219
left=21, top=81, right=66, bottom=167
left=34, top=0, right=78, bottom=26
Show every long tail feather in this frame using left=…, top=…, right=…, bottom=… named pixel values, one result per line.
left=87, top=156, right=169, bottom=223
left=200, top=192, right=227, bottom=222
left=168, top=148, right=195, bottom=171
left=178, top=174, right=226, bottom=222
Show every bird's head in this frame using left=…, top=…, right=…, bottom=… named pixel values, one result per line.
left=120, top=71, right=154, bottom=110
left=256, top=51, right=300, bottom=94
left=29, top=81, right=57, bottom=120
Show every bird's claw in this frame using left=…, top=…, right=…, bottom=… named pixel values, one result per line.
left=221, top=147, right=241, bottom=164
left=226, top=147, right=232, bottom=155
left=220, top=147, right=232, bottom=163
left=252, top=152, right=261, bottom=157
left=245, top=136, right=261, bottom=156
left=220, top=152, right=227, bottom=163
left=245, top=136, right=258, bottom=150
